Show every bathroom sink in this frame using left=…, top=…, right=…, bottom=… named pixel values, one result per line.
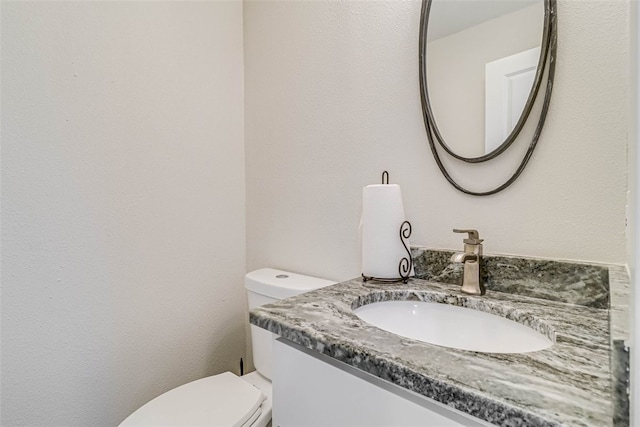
left=353, top=301, right=553, bottom=354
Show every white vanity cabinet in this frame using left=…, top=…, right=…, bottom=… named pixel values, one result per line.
left=272, top=338, right=493, bottom=427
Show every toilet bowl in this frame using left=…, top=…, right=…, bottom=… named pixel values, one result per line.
left=120, top=268, right=335, bottom=427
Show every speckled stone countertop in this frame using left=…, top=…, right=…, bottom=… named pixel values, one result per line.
left=250, top=251, right=630, bottom=427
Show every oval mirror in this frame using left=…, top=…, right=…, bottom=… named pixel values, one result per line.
left=419, top=0, right=556, bottom=195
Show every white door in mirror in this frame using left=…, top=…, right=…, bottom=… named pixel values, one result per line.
left=485, top=46, right=541, bottom=153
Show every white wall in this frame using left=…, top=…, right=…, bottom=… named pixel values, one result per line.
left=245, top=0, right=631, bottom=283
left=1, top=2, right=246, bottom=426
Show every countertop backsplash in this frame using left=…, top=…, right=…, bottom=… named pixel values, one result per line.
left=411, top=247, right=610, bottom=309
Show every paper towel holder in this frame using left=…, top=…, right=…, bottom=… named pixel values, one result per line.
left=362, top=220, right=413, bottom=284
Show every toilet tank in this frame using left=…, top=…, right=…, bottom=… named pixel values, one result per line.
left=245, top=268, right=336, bottom=380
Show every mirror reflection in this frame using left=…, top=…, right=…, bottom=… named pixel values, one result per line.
left=426, top=0, right=544, bottom=157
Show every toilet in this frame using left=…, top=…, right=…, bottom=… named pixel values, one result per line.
left=120, top=268, right=336, bottom=427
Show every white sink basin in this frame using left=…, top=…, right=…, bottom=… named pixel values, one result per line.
left=353, top=300, right=553, bottom=354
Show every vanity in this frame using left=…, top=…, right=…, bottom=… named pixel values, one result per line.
left=250, top=249, right=630, bottom=427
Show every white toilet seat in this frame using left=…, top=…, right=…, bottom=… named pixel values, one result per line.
left=120, top=372, right=266, bottom=427
left=238, top=371, right=272, bottom=427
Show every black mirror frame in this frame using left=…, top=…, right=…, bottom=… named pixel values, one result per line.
left=419, top=0, right=557, bottom=196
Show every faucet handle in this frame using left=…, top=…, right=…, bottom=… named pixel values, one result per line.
left=453, top=229, right=484, bottom=244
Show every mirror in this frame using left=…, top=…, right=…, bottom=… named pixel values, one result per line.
left=419, top=0, right=556, bottom=195
left=426, top=0, right=543, bottom=158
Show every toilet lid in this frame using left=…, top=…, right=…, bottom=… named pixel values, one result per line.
left=120, top=372, right=265, bottom=427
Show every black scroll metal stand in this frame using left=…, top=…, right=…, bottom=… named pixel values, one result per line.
left=362, top=220, right=413, bottom=284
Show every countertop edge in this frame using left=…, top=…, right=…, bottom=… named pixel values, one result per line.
left=608, top=264, right=631, bottom=426
left=250, top=292, right=566, bottom=426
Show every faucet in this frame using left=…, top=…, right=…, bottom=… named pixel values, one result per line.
left=450, top=229, right=485, bottom=295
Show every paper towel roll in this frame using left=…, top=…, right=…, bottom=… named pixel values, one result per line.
left=361, top=184, right=411, bottom=279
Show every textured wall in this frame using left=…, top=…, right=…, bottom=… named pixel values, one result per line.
left=245, top=0, right=631, bottom=283
left=1, top=2, right=246, bottom=425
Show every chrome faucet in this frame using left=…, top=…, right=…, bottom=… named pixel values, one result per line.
left=450, top=229, right=485, bottom=295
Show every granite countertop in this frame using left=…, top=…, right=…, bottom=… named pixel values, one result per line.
left=250, top=251, right=630, bottom=427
